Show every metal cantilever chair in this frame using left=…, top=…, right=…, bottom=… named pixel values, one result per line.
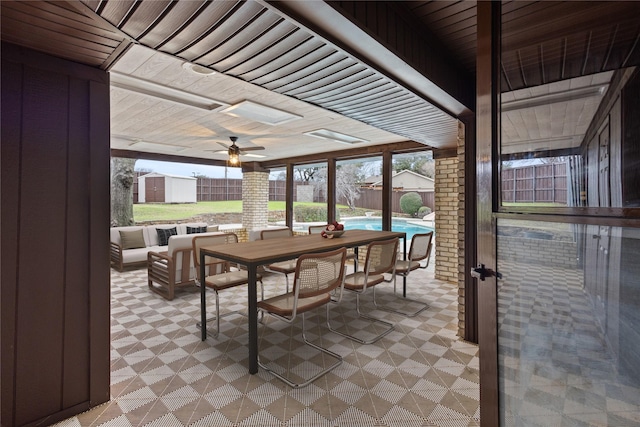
left=257, top=247, right=347, bottom=388
left=309, top=225, right=358, bottom=271
left=383, top=231, right=433, bottom=317
left=192, top=233, right=263, bottom=338
left=260, top=228, right=297, bottom=292
left=328, top=237, right=398, bottom=344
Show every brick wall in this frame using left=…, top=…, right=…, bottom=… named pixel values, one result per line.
left=242, top=171, right=269, bottom=231
left=222, top=227, right=249, bottom=243
left=435, top=150, right=459, bottom=284
left=497, top=235, right=578, bottom=268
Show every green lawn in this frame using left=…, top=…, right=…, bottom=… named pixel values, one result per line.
left=133, top=201, right=338, bottom=222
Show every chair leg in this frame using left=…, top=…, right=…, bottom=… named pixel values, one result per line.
left=258, top=310, right=342, bottom=388
left=327, top=291, right=395, bottom=344
left=196, top=288, right=225, bottom=338
left=197, top=279, right=265, bottom=338
left=372, top=275, right=429, bottom=317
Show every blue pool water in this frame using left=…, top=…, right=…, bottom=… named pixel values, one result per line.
left=342, top=218, right=433, bottom=240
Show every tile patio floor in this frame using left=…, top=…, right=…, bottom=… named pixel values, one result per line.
left=53, top=260, right=479, bottom=427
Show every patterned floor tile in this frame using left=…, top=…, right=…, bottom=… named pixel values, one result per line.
left=52, top=261, right=478, bottom=427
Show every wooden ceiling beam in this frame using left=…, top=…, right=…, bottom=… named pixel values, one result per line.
left=259, top=140, right=433, bottom=168
left=111, top=140, right=436, bottom=171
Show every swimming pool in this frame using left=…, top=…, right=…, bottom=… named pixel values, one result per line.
left=342, top=217, right=433, bottom=240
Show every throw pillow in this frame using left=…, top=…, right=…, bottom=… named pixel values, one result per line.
left=186, top=226, right=208, bottom=234
left=119, top=229, right=146, bottom=250
left=156, top=227, right=177, bottom=246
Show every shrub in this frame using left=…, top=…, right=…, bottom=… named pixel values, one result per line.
left=293, top=205, right=324, bottom=222
left=399, top=192, right=424, bottom=217
left=293, top=205, right=341, bottom=222
left=418, top=206, right=432, bottom=216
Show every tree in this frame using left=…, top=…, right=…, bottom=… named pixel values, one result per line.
left=295, top=167, right=318, bottom=182
left=399, top=192, right=423, bottom=217
left=111, top=157, right=136, bottom=226
left=393, top=153, right=435, bottom=178
left=336, top=163, right=362, bottom=209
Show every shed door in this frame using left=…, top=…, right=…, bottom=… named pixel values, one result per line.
left=145, top=177, right=165, bottom=203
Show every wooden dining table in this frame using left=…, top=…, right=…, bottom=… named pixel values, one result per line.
left=199, top=229, right=406, bottom=374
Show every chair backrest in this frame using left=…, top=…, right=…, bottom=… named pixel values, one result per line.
left=294, top=248, right=347, bottom=298
left=364, top=237, right=399, bottom=275
left=192, top=233, right=238, bottom=280
left=408, top=232, right=433, bottom=263
left=260, top=227, right=293, bottom=240
left=308, top=225, right=326, bottom=234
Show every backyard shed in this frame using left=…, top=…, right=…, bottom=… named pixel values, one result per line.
left=138, top=173, right=197, bottom=203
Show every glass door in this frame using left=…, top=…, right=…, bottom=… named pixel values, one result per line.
left=478, top=2, right=640, bottom=425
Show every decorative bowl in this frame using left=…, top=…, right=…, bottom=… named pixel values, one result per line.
left=324, top=230, right=345, bottom=238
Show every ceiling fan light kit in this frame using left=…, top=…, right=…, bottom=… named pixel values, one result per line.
left=219, top=136, right=265, bottom=166
left=228, top=150, right=240, bottom=166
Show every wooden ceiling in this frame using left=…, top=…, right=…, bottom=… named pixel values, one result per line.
left=2, top=1, right=639, bottom=162
left=408, top=1, right=640, bottom=91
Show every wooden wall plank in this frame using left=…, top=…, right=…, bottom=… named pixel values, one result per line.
left=0, top=56, right=23, bottom=427
left=88, top=78, right=112, bottom=407
left=63, top=77, right=92, bottom=408
left=15, top=65, right=69, bottom=425
left=1, top=42, right=111, bottom=426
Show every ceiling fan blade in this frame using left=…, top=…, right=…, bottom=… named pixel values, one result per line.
left=238, top=146, right=265, bottom=151
left=216, top=141, right=230, bottom=149
left=203, top=150, right=229, bottom=154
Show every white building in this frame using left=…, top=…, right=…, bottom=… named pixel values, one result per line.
left=137, top=173, right=197, bottom=203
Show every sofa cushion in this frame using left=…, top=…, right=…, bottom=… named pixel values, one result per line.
left=186, top=225, right=208, bottom=234
left=165, top=232, right=225, bottom=281
left=120, top=229, right=146, bottom=249
left=111, top=226, right=148, bottom=246
left=156, top=227, right=177, bottom=246
left=176, top=222, right=208, bottom=234
left=123, top=246, right=164, bottom=264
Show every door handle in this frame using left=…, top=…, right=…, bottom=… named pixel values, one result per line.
left=471, top=264, right=502, bottom=281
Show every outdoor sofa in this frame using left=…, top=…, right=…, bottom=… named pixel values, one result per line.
left=109, top=223, right=219, bottom=271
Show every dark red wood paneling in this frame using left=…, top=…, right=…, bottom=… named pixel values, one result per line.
left=1, top=42, right=111, bottom=427
left=88, top=78, right=111, bottom=407
left=63, top=77, right=91, bottom=408
left=0, top=54, right=23, bottom=427
left=16, top=65, right=69, bottom=425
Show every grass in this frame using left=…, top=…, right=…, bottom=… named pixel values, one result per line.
left=133, top=201, right=342, bottom=222
left=134, top=201, right=242, bottom=221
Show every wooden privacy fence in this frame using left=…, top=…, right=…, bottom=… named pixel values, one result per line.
left=134, top=176, right=434, bottom=212
left=134, top=177, right=306, bottom=202
left=501, top=163, right=568, bottom=204
left=339, top=188, right=435, bottom=214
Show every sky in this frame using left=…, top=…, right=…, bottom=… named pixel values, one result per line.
left=135, top=159, right=244, bottom=179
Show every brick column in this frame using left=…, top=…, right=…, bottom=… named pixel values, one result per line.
left=242, top=171, right=269, bottom=232
left=434, top=143, right=459, bottom=284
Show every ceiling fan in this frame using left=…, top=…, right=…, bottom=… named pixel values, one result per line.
left=216, top=136, right=265, bottom=165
